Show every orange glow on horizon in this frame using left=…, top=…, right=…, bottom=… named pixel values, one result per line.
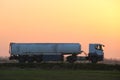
left=0, top=0, right=120, bottom=59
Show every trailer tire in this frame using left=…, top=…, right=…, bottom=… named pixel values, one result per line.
left=67, top=56, right=76, bottom=63
left=35, top=55, right=43, bottom=63
left=18, top=58, right=25, bottom=63
left=36, top=58, right=42, bottom=63
left=91, top=57, right=98, bottom=63
left=27, top=57, right=34, bottom=63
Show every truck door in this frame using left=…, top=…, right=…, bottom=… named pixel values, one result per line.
left=95, top=44, right=104, bottom=61
left=89, top=44, right=104, bottom=63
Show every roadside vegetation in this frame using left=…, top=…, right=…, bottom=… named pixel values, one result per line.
left=0, top=57, right=120, bottom=64
left=0, top=69, right=120, bottom=80
left=0, top=57, right=120, bottom=71
left=0, top=63, right=120, bottom=71
left=0, top=57, right=120, bottom=80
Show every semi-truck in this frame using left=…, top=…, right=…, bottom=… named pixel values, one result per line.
left=9, top=43, right=104, bottom=63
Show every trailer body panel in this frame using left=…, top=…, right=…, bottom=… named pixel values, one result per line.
left=10, top=43, right=81, bottom=55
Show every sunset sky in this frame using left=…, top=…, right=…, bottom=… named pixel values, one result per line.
left=0, top=0, right=120, bottom=59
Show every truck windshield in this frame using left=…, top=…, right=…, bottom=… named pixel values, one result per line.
left=95, top=45, right=104, bottom=51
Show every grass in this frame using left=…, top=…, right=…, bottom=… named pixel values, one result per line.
left=0, top=63, right=120, bottom=80
left=0, top=69, right=120, bottom=80
left=0, top=63, right=120, bottom=71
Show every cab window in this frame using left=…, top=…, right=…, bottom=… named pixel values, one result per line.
left=95, top=45, right=103, bottom=50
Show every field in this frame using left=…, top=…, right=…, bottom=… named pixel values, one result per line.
left=0, top=58, right=120, bottom=80
left=0, top=69, right=120, bottom=80
left=0, top=63, right=120, bottom=80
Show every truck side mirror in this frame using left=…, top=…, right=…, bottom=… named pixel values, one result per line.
left=103, top=45, right=105, bottom=47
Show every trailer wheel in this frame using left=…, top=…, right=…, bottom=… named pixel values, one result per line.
left=35, top=55, right=43, bottom=63
left=36, top=58, right=42, bottom=63
left=18, top=58, right=25, bottom=63
left=91, top=57, right=98, bottom=63
left=27, top=57, right=34, bottom=63
left=61, top=54, right=64, bottom=61
left=67, top=56, right=76, bottom=63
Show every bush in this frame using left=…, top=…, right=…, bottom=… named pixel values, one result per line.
left=0, top=63, right=120, bottom=71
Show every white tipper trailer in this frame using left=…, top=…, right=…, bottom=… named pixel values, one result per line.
left=9, top=43, right=104, bottom=63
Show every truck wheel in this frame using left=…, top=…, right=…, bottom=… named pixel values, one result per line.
left=91, top=57, right=98, bottom=63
